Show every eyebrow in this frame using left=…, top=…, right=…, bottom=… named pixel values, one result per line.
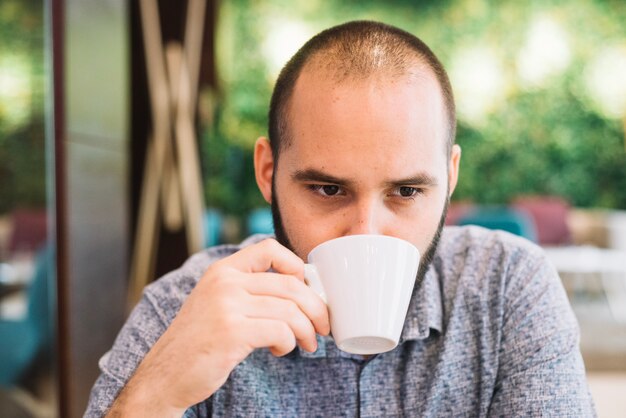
left=384, top=173, right=439, bottom=188
left=292, top=168, right=439, bottom=188
left=292, top=169, right=354, bottom=187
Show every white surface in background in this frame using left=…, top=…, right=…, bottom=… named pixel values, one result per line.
left=0, top=291, right=28, bottom=320
left=587, top=373, right=626, bottom=418
left=545, top=246, right=626, bottom=323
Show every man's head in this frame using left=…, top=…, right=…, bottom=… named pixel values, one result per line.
left=254, top=20, right=461, bottom=280
left=269, top=20, right=457, bottom=162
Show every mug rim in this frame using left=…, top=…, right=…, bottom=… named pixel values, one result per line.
left=307, top=234, right=419, bottom=260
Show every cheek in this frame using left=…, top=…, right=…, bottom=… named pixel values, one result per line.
left=386, top=190, right=448, bottom=256
left=278, top=204, right=337, bottom=260
left=274, top=180, right=341, bottom=260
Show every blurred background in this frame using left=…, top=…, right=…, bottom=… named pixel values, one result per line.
left=0, top=0, right=625, bottom=416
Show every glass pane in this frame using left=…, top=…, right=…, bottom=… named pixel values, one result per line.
left=0, top=0, right=57, bottom=416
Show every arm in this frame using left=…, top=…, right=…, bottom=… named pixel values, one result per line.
left=488, top=254, right=596, bottom=416
left=84, top=239, right=330, bottom=417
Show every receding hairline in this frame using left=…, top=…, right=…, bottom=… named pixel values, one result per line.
left=268, top=20, right=457, bottom=160
left=281, top=53, right=449, bottom=149
left=302, top=47, right=434, bottom=83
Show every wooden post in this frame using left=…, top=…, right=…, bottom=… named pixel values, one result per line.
left=128, top=0, right=207, bottom=309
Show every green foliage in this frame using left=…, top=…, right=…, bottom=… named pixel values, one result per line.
left=0, top=121, right=46, bottom=213
left=0, top=0, right=45, bottom=214
left=201, top=106, right=266, bottom=219
left=206, top=0, right=626, bottom=219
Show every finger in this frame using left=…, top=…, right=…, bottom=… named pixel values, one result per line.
left=224, top=239, right=305, bottom=278
left=241, top=272, right=330, bottom=336
left=244, top=318, right=297, bottom=357
left=244, top=295, right=318, bottom=352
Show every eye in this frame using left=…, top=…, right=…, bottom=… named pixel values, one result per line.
left=392, top=186, right=423, bottom=198
left=399, top=186, right=417, bottom=197
left=322, top=185, right=340, bottom=196
left=308, top=184, right=344, bottom=197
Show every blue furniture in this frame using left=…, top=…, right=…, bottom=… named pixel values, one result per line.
left=247, top=207, right=274, bottom=235
left=0, top=246, right=53, bottom=387
left=204, top=209, right=224, bottom=247
left=457, top=206, right=538, bottom=242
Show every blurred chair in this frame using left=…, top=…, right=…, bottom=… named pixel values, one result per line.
left=247, top=207, right=274, bottom=236
left=7, top=210, right=47, bottom=253
left=0, top=246, right=52, bottom=387
left=203, top=209, right=224, bottom=247
left=512, top=195, right=571, bottom=246
left=458, top=206, right=538, bottom=242
left=445, top=201, right=475, bottom=226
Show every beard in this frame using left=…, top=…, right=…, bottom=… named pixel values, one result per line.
left=270, top=177, right=297, bottom=255
left=415, top=198, right=448, bottom=282
left=270, top=177, right=449, bottom=284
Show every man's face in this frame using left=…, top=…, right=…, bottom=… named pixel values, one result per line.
left=256, top=66, right=460, bottom=267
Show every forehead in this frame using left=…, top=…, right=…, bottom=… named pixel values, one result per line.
left=282, top=66, right=448, bottom=176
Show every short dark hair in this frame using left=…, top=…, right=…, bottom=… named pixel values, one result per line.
left=268, top=20, right=456, bottom=161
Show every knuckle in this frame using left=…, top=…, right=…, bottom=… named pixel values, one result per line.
left=278, top=321, right=295, bottom=341
left=229, top=331, right=249, bottom=353
left=203, top=263, right=229, bottom=285
left=289, top=308, right=314, bottom=337
left=281, top=274, right=300, bottom=295
left=262, top=238, right=280, bottom=252
left=213, top=310, right=238, bottom=334
left=282, top=299, right=300, bottom=319
left=207, top=258, right=228, bottom=274
left=212, top=289, right=244, bottom=318
left=313, top=298, right=329, bottom=319
left=207, top=269, right=243, bottom=295
left=308, top=308, right=325, bottom=326
left=312, top=305, right=330, bottom=331
left=271, top=322, right=296, bottom=356
left=283, top=324, right=296, bottom=351
left=210, top=280, right=234, bottom=301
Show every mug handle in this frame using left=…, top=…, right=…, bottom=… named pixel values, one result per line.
left=304, top=264, right=327, bottom=304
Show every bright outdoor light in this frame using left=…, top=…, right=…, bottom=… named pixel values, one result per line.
left=517, top=15, right=571, bottom=88
left=0, top=54, right=32, bottom=132
left=449, top=45, right=507, bottom=127
left=262, top=19, right=313, bottom=78
left=584, top=46, right=626, bottom=119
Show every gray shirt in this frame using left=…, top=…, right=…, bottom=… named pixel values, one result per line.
left=85, top=226, right=596, bottom=417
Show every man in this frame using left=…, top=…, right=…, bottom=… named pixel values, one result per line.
left=86, top=21, right=595, bottom=417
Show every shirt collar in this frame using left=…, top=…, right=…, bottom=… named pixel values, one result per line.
left=298, top=263, right=443, bottom=359
left=399, top=263, right=443, bottom=342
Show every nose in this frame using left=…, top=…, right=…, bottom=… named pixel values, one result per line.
left=345, top=197, right=387, bottom=236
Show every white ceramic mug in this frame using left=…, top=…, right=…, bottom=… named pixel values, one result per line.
left=304, top=234, right=420, bottom=355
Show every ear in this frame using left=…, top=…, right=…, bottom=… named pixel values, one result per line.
left=254, top=137, right=274, bottom=204
left=447, top=144, right=461, bottom=196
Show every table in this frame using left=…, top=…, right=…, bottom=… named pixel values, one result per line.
left=544, top=246, right=626, bottom=322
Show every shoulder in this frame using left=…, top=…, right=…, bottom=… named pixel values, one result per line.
left=434, top=225, right=561, bottom=314
left=430, top=227, right=588, bottom=410
left=436, top=225, right=549, bottom=284
left=437, top=224, right=545, bottom=267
